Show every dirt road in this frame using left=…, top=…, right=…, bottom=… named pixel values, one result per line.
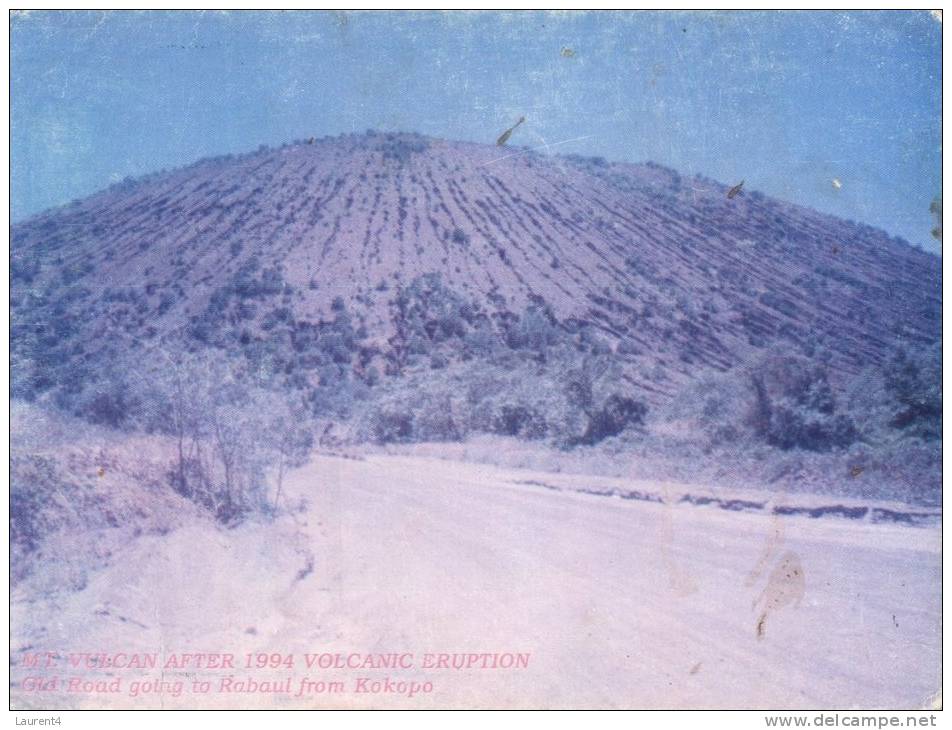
left=10, top=453, right=941, bottom=709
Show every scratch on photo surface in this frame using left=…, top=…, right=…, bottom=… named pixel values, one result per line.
left=753, top=552, right=805, bottom=640
left=478, top=134, right=595, bottom=168
left=656, top=482, right=698, bottom=597
left=745, top=482, right=788, bottom=588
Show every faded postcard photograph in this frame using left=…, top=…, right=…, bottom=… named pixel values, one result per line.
left=9, top=10, right=942, bottom=711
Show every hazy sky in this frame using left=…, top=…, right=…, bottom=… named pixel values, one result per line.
left=11, top=10, right=942, bottom=253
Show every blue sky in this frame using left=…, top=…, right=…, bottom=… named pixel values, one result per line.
left=11, top=10, right=942, bottom=253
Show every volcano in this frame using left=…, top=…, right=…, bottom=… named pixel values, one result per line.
left=11, top=131, right=941, bottom=406
left=10, top=131, right=943, bottom=713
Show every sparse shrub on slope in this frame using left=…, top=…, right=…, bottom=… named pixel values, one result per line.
left=747, top=354, right=857, bottom=452
left=365, top=383, right=468, bottom=445
left=68, top=353, right=143, bottom=430
left=558, top=355, right=649, bottom=447
left=136, top=347, right=314, bottom=524
left=373, top=409, right=416, bottom=445
left=359, top=345, right=647, bottom=449
left=842, top=341, right=941, bottom=445
left=387, top=273, right=488, bottom=374
left=187, top=257, right=285, bottom=345
left=451, top=228, right=470, bottom=246
left=386, top=276, right=582, bottom=376
left=669, top=350, right=858, bottom=454
left=491, top=404, right=548, bottom=440
left=415, top=394, right=465, bottom=442
left=576, top=394, right=648, bottom=446
left=10, top=407, right=196, bottom=588
left=882, top=342, right=941, bottom=440
left=376, top=133, right=430, bottom=164
left=183, top=263, right=370, bottom=417
left=12, top=285, right=92, bottom=403
left=503, top=301, right=561, bottom=356
left=12, top=279, right=148, bottom=429
left=266, top=398, right=316, bottom=511
left=10, top=455, right=66, bottom=578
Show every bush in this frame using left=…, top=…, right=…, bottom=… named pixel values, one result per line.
left=373, top=409, right=414, bottom=444
left=10, top=455, right=60, bottom=557
left=77, top=387, right=137, bottom=429
left=747, top=353, right=858, bottom=452
left=415, top=396, right=464, bottom=442
left=883, top=344, right=941, bottom=440
left=670, top=351, right=859, bottom=454
left=761, top=406, right=857, bottom=452
left=576, top=394, right=647, bottom=446
left=491, top=404, right=547, bottom=439
left=505, top=304, right=560, bottom=354
left=138, top=348, right=314, bottom=523
left=377, top=133, right=430, bottom=164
